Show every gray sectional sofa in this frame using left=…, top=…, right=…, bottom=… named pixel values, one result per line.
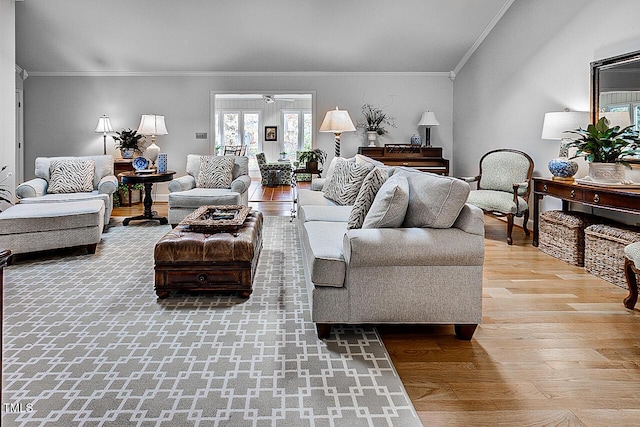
left=297, top=158, right=485, bottom=340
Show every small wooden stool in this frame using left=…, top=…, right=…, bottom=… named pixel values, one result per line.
left=623, top=242, right=640, bottom=309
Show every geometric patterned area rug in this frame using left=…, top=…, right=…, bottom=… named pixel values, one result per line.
left=2, top=216, right=421, bottom=426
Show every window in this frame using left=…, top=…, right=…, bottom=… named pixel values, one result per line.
left=634, top=103, right=640, bottom=130
left=216, top=110, right=261, bottom=167
left=281, top=110, right=312, bottom=161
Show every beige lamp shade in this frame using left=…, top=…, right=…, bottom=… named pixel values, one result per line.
left=94, top=115, right=113, bottom=155
left=320, top=107, right=356, bottom=156
left=417, top=111, right=440, bottom=127
left=319, top=107, right=356, bottom=133
left=541, top=111, right=590, bottom=139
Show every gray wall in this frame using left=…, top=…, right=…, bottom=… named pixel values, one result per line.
left=453, top=0, right=640, bottom=217
left=23, top=73, right=452, bottom=198
left=1, top=0, right=16, bottom=211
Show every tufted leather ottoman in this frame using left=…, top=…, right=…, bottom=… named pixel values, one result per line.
left=154, top=210, right=263, bottom=298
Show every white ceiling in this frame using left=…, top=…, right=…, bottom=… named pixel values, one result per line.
left=16, top=0, right=513, bottom=74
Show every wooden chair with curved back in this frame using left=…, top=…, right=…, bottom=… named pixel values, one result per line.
left=463, top=149, right=534, bottom=245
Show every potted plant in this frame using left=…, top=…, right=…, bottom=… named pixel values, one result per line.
left=113, top=128, right=146, bottom=158
left=113, top=182, right=144, bottom=207
left=0, top=165, right=13, bottom=212
left=357, top=103, right=396, bottom=146
left=279, top=151, right=287, bottom=161
left=298, top=148, right=327, bottom=173
left=567, top=117, right=640, bottom=183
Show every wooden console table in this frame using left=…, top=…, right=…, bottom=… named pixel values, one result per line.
left=358, top=145, right=449, bottom=175
left=532, top=178, right=640, bottom=247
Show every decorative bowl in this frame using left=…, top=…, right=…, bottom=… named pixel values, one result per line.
left=132, top=156, right=149, bottom=171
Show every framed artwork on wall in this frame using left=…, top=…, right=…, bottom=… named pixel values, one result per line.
left=265, top=126, right=277, bottom=141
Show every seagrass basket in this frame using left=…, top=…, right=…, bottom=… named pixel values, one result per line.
left=584, top=223, right=640, bottom=288
left=538, top=210, right=600, bottom=266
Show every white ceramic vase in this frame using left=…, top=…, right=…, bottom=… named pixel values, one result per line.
left=367, top=131, right=377, bottom=147
left=588, top=162, right=625, bottom=184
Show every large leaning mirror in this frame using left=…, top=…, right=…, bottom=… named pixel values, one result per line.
left=591, top=50, right=640, bottom=128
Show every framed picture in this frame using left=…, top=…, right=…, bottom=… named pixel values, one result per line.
left=265, top=126, right=277, bottom=141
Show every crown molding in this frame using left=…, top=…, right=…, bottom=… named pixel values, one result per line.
left=26, top=70, right=451, bottom=78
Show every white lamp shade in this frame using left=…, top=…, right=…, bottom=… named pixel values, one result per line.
left=417, top=111, right=440, bottom=127
left=600, top=111, right=632, bottom=128
left=541, top=111, right=590, bottom=139
left=319, top=107, right=356, bottom=133
left=137, top=114, right=168, bottom=136
left=94, top=115, right=113, bottom=133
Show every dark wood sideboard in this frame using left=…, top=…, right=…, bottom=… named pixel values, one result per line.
left=532, top=177, right=640, bottom=247
left=358, top=144, right=449, bottom=175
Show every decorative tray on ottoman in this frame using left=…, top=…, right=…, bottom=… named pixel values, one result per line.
left=179, top=205, right=251, bottom=233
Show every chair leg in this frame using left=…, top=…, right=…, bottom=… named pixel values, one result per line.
left=522, top=209, right=530, bottom=236
left=506, top=213, right=514, bottom=245
left=623, top=257, right=639, bottom=309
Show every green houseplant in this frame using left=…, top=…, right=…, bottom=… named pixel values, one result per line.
left=298, top=148, right=327, bottom=172
left=567, top=117, right=640, bottom=183
left=113, top=128, right=145, bottom=158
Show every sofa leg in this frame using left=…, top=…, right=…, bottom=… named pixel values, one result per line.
left=316, top=323, right=331, bottom=339
left=86, top=243, right=98, bottom=254
left=454, top=324, right=477, bottom=340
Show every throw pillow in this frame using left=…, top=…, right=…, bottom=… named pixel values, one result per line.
left=321, top=156, right=355, bottom=191
left=47, top=159, right=95, bottom=194
left=362, top=174, right=409, bottom=228
left=397, top=169, right=471, bottom=229
left=347, top=167, right=388, bottom=229
left=196, top=156, right=235, bottom=189
left=322, top=159, right=373, bottom=206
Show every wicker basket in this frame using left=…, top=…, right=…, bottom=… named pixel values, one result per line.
left=538, top=210, right=600, bottom=266
left=584, top=223, right=640, bottom=288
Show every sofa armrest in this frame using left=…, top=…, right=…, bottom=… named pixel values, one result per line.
left=16, top=178, right=47, bottom=199
left=343, top=227, right=485, bottom=268
left=98, top=175, right=118, bottom=195
left=168, top=175, right=196, bottom=192
left=453, top=204, right=485, bottom=237
left=231, top=175, right=251, bottom=194
left=310, top=178, right=326, bottom=191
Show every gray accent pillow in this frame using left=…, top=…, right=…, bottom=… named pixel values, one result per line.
left=396, top=170, right=471, bottom=229
left=323, top=159, right=372, bottom=206
left=347, top=167, right=388, bottom=229
left=47, top=159, right=95, bottom=194
left=196, top=156, right=234, bottom=189
left=362, top=174, right=409, bottom=228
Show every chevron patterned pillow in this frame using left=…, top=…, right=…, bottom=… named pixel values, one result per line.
left=196, top=156, right=235, bottom=189
left=47, top=159, right=95, bottom=194
left=347, top=167, right=388, bottom=229
left=323, top=158, right=372, bottom=206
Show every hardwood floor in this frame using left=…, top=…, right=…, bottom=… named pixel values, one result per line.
left=112, top=183, right=640, bottom=426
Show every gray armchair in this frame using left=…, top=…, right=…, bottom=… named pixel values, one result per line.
left=167, top=155, right=251, bottom=227
left=15, top=155, right=117, bottom=227
left=463, top=149, right=534, bottom=245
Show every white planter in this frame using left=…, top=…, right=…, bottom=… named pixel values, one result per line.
left=588, top=162, right=625, bottom=183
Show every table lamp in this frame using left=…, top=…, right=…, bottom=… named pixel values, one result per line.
left=417, top=111, right=440, bottom=147
left=137, top=114, right=168, bottom=167
left=94, top=115, right=113, bottom=155
left=541, top=110, right=590, bottom=180
left=319, top=107, right=356, bottom=157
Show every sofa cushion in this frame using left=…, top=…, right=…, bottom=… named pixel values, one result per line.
left=299, top=205, right=353, bottom=223
left=168, top=188, right=242, bottom=208
left=362, top=174, right=409, bottom=228
left=348, top=167, right=388, bottom=229
left=397, top=169, right=471, bottom=229
left=302, top=221, right=348, bottom=287
left=196, top=156, right=235, bottom=188
left=321, top=156, right=355, bottom=191
left=0, top=200, right=104, bottom=235
left=323, top=158, right=372, bottom=205
left=47, top=159, right=95, bottom=194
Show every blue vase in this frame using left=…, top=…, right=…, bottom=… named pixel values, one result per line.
left=548, top=158, right=578, bottom=179
left=410, top=134, right=422, bottom=145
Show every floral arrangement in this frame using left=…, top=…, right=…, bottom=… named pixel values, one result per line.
left=357, top=103, right=396, bottom=135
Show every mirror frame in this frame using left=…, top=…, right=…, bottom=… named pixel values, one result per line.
left=590, top=49, right=640, bottom=124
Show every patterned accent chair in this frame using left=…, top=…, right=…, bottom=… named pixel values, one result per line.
left=463, top=149, right=534, bottom=245
left=256, top=153, right=292, bottom=186
left=167, top=155, right=251, bottom=227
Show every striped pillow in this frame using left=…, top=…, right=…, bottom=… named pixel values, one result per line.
left=196, top=156, right=235, bottom=189
left=48, top=159, right=95, bottom=194
left=347, top=168, right=388, bottom=229
left=322, top=158, right=372, bottom=206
